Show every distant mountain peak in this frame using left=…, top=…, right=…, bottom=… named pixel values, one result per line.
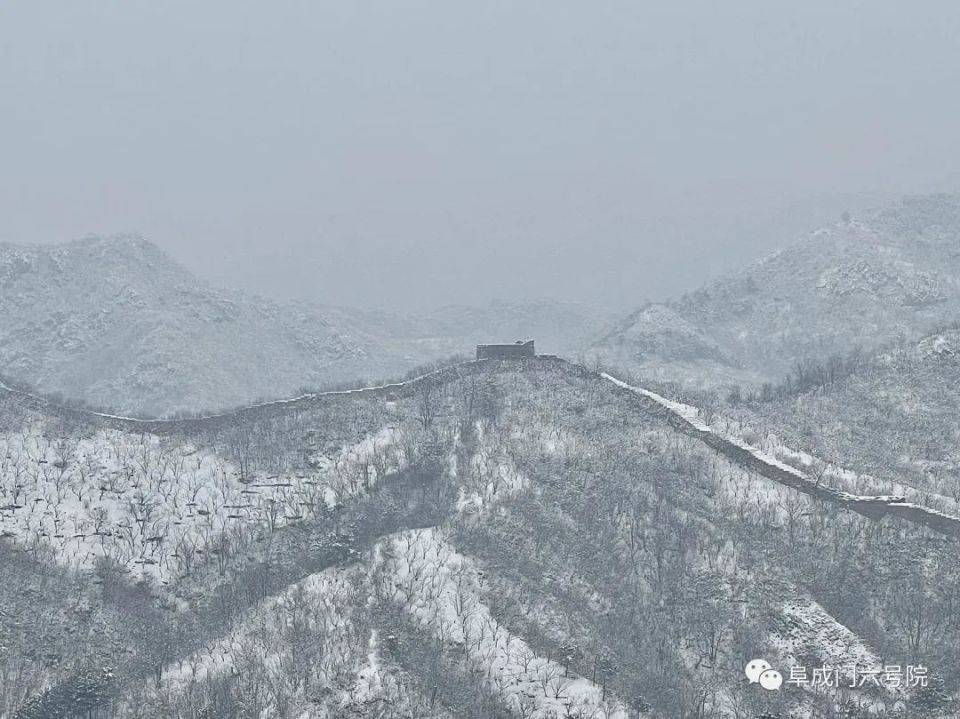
left=595, top=194, right=960, bottom=389
left=0, top=237, right=614, bottom=415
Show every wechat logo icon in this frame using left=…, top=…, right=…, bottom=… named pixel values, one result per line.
left=745, top=659, right=783, bottom=691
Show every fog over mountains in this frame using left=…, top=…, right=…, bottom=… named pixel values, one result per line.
left=8, top=195, right=960, bottom=415
left=0, top=236, right=611, bottom=416
left=595, top=195, right=960, bottom=390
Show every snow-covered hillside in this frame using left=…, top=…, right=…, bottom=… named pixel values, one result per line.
left=723, top=325, right=960, bottom=515
left=595, top=196, right=960, bottom=391
left=5, top=359, right=958, bottom=719
left=0, top=236, right=611, bottom=417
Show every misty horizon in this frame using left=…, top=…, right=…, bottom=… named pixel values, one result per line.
left=0, top=190, right=891, bottom=315
left=5, top=2, right=960, bottom=311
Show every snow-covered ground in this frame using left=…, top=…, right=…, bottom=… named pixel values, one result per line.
left=454, top=421, right=529, bottom=516
left=771, top=598, right=910, bottom=717
left=711, top=415, right=960, bottom=518
left=0, top=421, right=405, bottom=583
left=377, top=528, right=631, bottom=719
left=602, top=372, right=960, bottom=536
left=140, top=526, right=631, bottom=719
left=774, top=599, right=884, bottom=681
left=159, top=566, right=360, bottom=694
left=127, top=562, right=451, bottom=718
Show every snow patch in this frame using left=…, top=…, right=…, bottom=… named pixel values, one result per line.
left=376, top=528, right=631, bottom=719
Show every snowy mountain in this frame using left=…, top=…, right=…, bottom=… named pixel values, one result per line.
left=3, top=357, right=957, bottom=718
left=595, top=195, right=960, bottom=390
left=0, top=236, right=609, bottom=417
left=6, top=204, right=960, bottom=718
left=720, top=324, right=960, bottom=514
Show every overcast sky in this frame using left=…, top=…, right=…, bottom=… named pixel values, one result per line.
left=2, top=1, right=960, bottom=311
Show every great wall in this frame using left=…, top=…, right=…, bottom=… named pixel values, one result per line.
left=3, top=354, right=960, bottom=540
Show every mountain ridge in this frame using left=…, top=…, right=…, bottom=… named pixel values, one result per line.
left=0, top=235, right=611, bottom=416
left=4, top=356, right=957, bottom=718
left=595, top=194, right=960, bottom=390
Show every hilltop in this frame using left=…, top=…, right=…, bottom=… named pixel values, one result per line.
left=596, top=195, right=960, bottom=390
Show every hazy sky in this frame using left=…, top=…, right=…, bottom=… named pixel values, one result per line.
left=3, top=1, right=960, bottom=311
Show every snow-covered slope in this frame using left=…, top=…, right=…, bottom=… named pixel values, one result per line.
left=596, top=195, right=960, bottom=390
left=7, top=359, right=957, bottom=718
left=724, top=325, right=960, bottom=513
left=0, top=236, right=417, bottom=416
left=0, top=236, right=611, bottom=417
